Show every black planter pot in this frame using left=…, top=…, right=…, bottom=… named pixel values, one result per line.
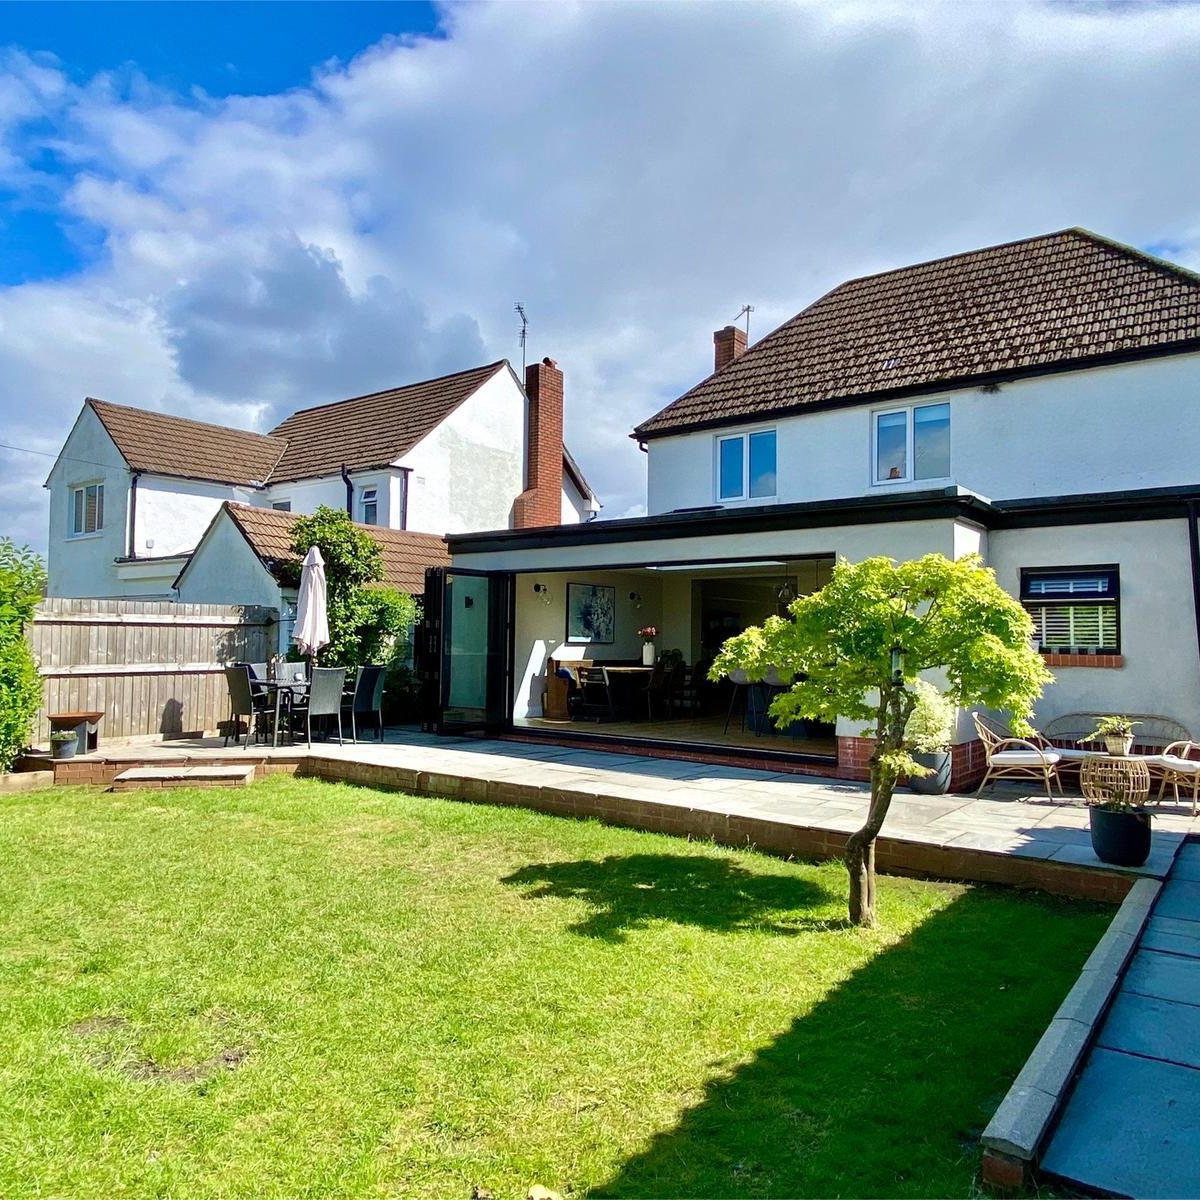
left=909, top=750, right=952, bottom=795
left=1089, top=805, right=1152, bottom=867
left=51, top=739, right=77, bottom=760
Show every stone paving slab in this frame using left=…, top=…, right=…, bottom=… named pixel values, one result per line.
left=1143, top=914, right=1200, bottom=959
left=1122, top=948, right=1200, bottom=1007
left=1040, top=1048, right=1200, bottom=1198
left=95, top=730, right=1200, bottom=884
left=1098, top=991, right=1200, bottom=1069
left=1156, top=878, right=1200, bottom=921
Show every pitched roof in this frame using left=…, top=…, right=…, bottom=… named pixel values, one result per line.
left=87, top=398, right=286, bottom=485
left=634, top=228, right=1200, bottom=439
left=266, top=360, right=508, bottom=483
left=220, top=502, right=449, bottom=594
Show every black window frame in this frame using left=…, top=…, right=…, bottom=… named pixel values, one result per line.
left=1020, top=564, right=1121, bottom=654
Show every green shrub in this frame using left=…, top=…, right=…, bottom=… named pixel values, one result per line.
left=0, top=539, right=46, bottom=771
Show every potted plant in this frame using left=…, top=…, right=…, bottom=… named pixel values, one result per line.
left=638, top=625, right=658, bottom=667
left=1082, top=714, right=1141, bottom=756
left=904, top=679, right=956, bottom=795
left=50, top=730, right=78, bottom=760
left=1087, top=783, right=1152, bottom=867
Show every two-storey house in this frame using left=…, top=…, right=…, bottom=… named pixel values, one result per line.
left=45, top=357, right=599, bottom=601
left=426, top=229, right=1200, bottom=789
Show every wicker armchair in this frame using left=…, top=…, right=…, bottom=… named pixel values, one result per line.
left=1147, top=740, right=1200, bottom=816
left=972, top=712, right=1063, bottom=800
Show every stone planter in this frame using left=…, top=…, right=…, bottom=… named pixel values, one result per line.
left=1089, top=805, right=1151, bottom=867
left=909, top=749, right=952, bottom=795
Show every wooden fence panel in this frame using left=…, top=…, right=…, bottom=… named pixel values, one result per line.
left=28, top=598, right=278, bottom=740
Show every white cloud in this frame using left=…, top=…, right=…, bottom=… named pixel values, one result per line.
left=2, top=0, right=1200, bottom=552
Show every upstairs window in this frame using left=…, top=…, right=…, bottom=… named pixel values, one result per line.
left=360, top=486, right=379, bottom=526
left=271, top=500, right=292, bottom=512
left=70, top=483, right=104, bottom=536
left=717, top=429, right=776, bottom=501
left=873, top=402, right=950, bottom=483
left=1021, top=566, right=1120, bottom=653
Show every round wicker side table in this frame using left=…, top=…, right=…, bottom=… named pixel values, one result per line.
left=1080, top=755, right=1151, bottom=808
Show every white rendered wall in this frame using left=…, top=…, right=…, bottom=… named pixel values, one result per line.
left=45, top=407, right=131, bottom=597
left=135, top=475, right=255, bottom=558
left=401, top=368, right=524, bottom=535
left=174, top=516, right=284, bottom=611
left=512, top=570, right=662, bottom=718
left=265, top=474, right=351, bottom=519
left=561, top=473, right=591, bottom=524
left=989, top=517, right=1200, bottom=736
left=646, top=352, right=1200, bottom=514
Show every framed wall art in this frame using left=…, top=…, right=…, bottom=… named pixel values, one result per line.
left=566, top=582, right=615, bottom=644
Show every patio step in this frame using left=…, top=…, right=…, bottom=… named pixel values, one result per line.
left=111, top=765, right=256, bottom=791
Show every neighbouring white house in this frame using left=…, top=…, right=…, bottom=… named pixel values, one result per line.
left=173, top=502, right=450, bottom=652
left=44, top=357, right=599, bottom=600
left=423, top=228, right=1200, bottom=789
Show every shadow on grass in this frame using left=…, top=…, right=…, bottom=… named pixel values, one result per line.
left=502, top=853, right=842, bottom=941
left=590, top=887, right=1110, bottom=1199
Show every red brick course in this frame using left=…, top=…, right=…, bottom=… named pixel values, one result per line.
left=1041, top=653, right=1124, bottom=669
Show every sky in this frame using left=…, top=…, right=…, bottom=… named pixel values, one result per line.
left=2, top=0, right=1200, bottom=554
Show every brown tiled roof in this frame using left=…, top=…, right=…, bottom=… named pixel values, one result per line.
left=222, top=502, right=449, bottom=594
left=267, top=361, right=508, bottom=483
left=635, top=228, right=1200, bottom=439
left=88, top=398, right=287, bottom=485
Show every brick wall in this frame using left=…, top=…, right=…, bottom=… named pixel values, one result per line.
left=837, top=735, right=987, bottom=792
left=713, top=325, right=747, bottom=372
left=512, top=357, right=564, bottom=529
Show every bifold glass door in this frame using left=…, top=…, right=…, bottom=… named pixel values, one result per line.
left=421, top=568, right=513, bottom=733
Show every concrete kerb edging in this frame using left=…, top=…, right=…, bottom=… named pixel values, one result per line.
left=979, top=875, right=1163, bottom=1190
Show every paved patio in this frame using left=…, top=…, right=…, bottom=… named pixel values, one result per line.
left=1040, top=841, right=1200, bottom=1197
left=52, top=728, right=1199, bottom=894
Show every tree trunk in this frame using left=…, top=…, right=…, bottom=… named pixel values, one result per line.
left=844, top=686, right=913, bottom=926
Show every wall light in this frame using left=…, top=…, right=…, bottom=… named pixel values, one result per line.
left=533, top=582, right=552, bottom=605
left=628, top=591, right=643, bottom=609
left=776, top=582, right=796, bottom=604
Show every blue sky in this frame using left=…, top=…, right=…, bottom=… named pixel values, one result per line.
left=2, top=0, right=1200, bottom=552
left=0, top=1, right=442, bottom=284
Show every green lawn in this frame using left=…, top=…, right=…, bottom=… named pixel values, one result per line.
left=0, top=778, right=1108, bottom=1199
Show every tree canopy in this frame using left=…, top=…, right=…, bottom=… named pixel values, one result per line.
left=289, top=507, right=418, bottom=667
left=711, top=553, right=1052, bottom=925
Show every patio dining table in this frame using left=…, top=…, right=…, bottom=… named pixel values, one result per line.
left=258, top=678, right=309, bottom=748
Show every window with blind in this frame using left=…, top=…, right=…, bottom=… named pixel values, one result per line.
left=70, top=483, right=104, bottom=536
left=1020, top=566, right=1120, bottom=653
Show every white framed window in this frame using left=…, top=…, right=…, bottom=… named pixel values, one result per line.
left=1021, top=566, right=1120, bottom=653
left=360, top=486, right=378, bottom=525
left=872, top=402, right=951, bottom=484
left=271, top=499, right=292, bottom=512
left=69, top=483, right=104, bottom=536
left=716, top=429, right=776, bottom=501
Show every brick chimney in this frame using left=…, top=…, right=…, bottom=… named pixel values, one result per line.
left=513, top=357, right=564, bottom=529
left=714, top=325, right=747, bottom=373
